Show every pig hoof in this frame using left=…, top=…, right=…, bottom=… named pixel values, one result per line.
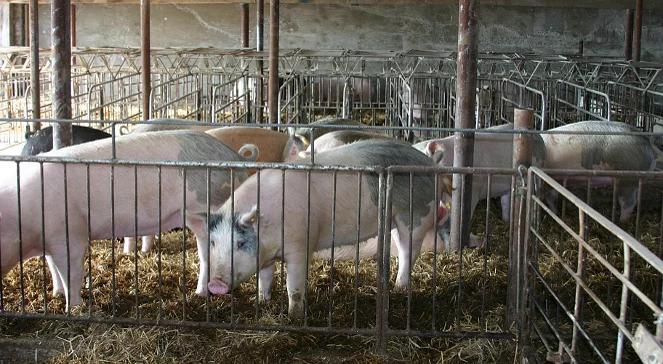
left=259, top=293, right=271, bottom=304
left=468, top=234, right=486, bottom=249
left=195, top=287, right=209, bottom=297
left=393, top=281, right=409, bottom=292
left=287, top=305, right=304, bottom=320
left=52, top=288, right=65, bottom=297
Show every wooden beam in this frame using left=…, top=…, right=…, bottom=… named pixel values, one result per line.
left=0, top=0, right=660, bottom=9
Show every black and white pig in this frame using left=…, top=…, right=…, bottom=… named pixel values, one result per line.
left=21, top=125, right=111, bottom=156
left=541, top=120, right=663, bottom=221
left=414, top=123, right=546, bottom=246
left=285, top=130, right=390, bottom=161
left=0, top=131, right=255, bottom=309
left=204, top=140, right=441, bottom=317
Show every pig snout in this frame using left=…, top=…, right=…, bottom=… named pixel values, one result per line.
left=208, top=278, right=229, bottom=295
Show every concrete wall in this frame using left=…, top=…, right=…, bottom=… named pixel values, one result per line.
left=31, top=3, right=663, bottom=60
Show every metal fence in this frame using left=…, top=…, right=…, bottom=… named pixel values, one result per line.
left=524, top=167, right=663, bottom=363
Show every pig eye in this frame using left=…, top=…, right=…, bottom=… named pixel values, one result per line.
left=237, top=239, right=247, bottom=249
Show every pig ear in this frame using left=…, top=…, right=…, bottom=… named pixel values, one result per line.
left=427, top=142, right=445, bottom=164
left=186, top=212, right=223, bottom=235
left=185, top=212, right=207, bottom=235
left=284, top=136, right=306, bottom=162
left=238, top=205, right=258, bottom=228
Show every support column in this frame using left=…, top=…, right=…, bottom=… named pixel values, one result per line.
left=141, top=0, right=151, bottom=120
left=256, top=0, right=264, bottom=123
left=633, top=0, right=643, bottom=62
left=51, top=0, right=72, bottom=149
left=268, top=0, right=279, bottom=124
left=240, top=3, right=249, bottom=48
left=449, top=0, right=479, bottom=251
left=625, top=9, right=634, bottom=61
left=29, top=0, right=40, bottom=131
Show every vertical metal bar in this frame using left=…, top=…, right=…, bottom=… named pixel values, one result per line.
left=205, top=168, right=211, bottom=322
left=230, top=169, right=236, bottom=324
left=328, top=170, right=337, bottom=327
left=16, top=162, right=25, bottom=313
left=570, top=210, right=587, bottom=357
left=240, top=3, right=249, bottom=48
left=625, top=9, right=634, bottom=61
left=63, top=163, right=70, bottom=315
left=450, top=0, right=479, bottom=251
left=157, top=166, right=163, bottom=318
left=255, top=170, right=261, bottom=318
left=181, top=168, right=187, bottom=318
left=304, top=170, right=311, bottom=326
left=51, top=0, right=73, bottom=148
left=256, top=0, right=264, bottom=123
left=615, top=244, right=631, bottom=363
left=353, top=171, right=362, bottom=329
left=374, top=172, right=386, bottom=351
left=141, top=0, right=151, bottom=120
left=406, top=172, right=414, bottom=331
left=635, top=178, right=643, bottom=240
left=29, top=0, right=40, bottom=130
left=40, top=163, right=47, bottom=313
left=432, top=173, right=439, bottom=331
left=268, top=0, right=279, bottom=124
left=377, top=171, right=394, bottom=355
left=633, top=0, right=643, bottom=62
left=133, top=166, right=139, bottom=319
left=480, top=173, right=492, bottom=331
left=508, top=108, right=534, bottom=325
left=280, top=170, right=285, bottom=309
left=86, top=164, right=92, bottom=316
left=110, top=164, right=116, bottom=317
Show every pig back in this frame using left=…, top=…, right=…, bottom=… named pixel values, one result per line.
left=542, top=121, right=655, bottom=170
left=205, top=127, right=290, bottom=163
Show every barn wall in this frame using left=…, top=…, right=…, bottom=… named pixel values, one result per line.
left=32, top=3, right=663, bottom=60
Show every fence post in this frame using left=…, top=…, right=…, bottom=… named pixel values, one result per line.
left=508, top=108, right=534, bottom=327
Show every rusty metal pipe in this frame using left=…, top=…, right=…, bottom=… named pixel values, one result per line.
left=449, top=0, right=479, bottom=251
left=625, top=9, right=634, bottom=61
left=71, top=4, right=76, bottom=48
left=29, top=0, right=40, bottom=131
left=256, top=0, right=264, bottom=123
left=141, top=0, right=151, bottom=120
left=51, top=0, right=72, bottom=148
left=240, top=3, right=249, bottom=48
left=633, top=0, right=643, bottom=62
left=268, top=0, right=279, bottom=124
left=508, top=108, right=534, bottom=324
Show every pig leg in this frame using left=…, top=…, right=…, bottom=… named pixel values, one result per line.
left=616, top=179, right=638, bottom=222
left=46, top=255, right=65, bottom=296
left=141, top=235, right=154, bottom=253
left=122, top=237, right=137, bottom=255
left=393, top=214, right=428, bottom=290
left=500, top=194, right=511, bottom=222
left=48, top=240, right=85, bottom=310
left=285, top=252, right=309, bottom=318
left=258, top=264, right=275, bottom=303
left=195, top=236, right=211, bottom=296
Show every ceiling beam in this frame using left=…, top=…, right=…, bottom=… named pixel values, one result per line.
left=0, top=0, right=659, bottom=9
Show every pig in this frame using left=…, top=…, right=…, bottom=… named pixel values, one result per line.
left=415, top=123, right=546, bottom=246
left=123, top=126, right=292, bottom=254
left=286, top=130, right=390, bottom=161
left=205, top=140, right=441, bottom=317
left=0, top=131, right=255, bottom=309
left=21, top=125, right=111, bottom=156
left=541, top=120, right=663, bottom=221
left=130, top=119, right=215, bottom=134
left=288, top=117, right=364, bottom=148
